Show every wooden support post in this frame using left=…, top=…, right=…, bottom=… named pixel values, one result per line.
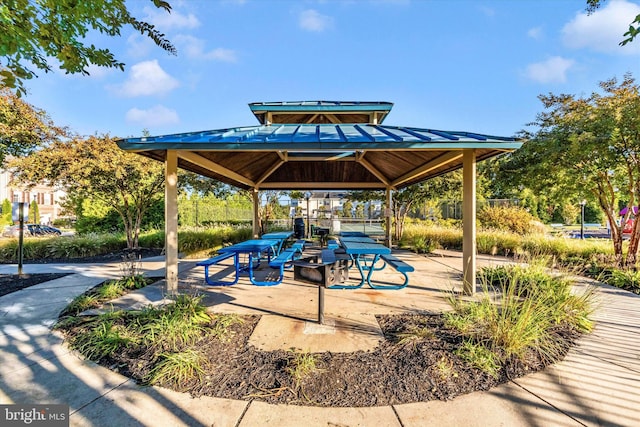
left=165, top=150, right=179, bottom=295
left=385, top=187, right=392, bottom=248
left=252, top=189, right=260, bottom=238
left=463, top=149, right=477, bottom=295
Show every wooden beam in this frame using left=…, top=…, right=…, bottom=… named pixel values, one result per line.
left=165, top=150, right=179, bottom=295
left=324, top=113, right=341, bottom=124
left=305, top=114, right=320, bottom=124
left=463, top=149, right=477, bottom=296
left=256, top=158, right=286, bottom=186
left=284, top=155, right=356, bottom=161
left=356, top=153, right=391, bottom=186
left=259, top=182, right=385, bottom=189
left=178, top=151, right=255, bottom=188
left=391, top=151, right=463, bottom=187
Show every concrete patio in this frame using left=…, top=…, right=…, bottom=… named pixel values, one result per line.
left=1, top=250, right=639, bottom=426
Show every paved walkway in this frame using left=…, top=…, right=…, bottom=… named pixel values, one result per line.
left=0, top=252, right=639, bottom=426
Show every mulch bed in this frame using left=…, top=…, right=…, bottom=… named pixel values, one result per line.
left=59, top=312, right=580, bottom=407
left=0, top=273, right=74, bottom=297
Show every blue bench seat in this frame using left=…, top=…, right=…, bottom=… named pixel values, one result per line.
left=269, top=248, right=299, bottom=269
left=197, top=252, right=238, bottom=286
left=373, top=254, right=414, bottom=289
left=327, top=239, right=340, bottom=250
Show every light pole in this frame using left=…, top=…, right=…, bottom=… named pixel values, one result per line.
left=580, top=200, right=586, bottom=239
left=305, top=191, right=312, bottom=238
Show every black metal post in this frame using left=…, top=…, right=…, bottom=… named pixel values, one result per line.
left=580, top=201, right=586, bottom=239
left=305, top=194, right=310, bottom=238
left=318, top=285, right=325, bottom=324
left=18, top=202, right=24, bottom=276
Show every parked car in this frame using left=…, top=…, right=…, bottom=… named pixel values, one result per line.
left=31, top=224, right=62, bottom=236
left=2, top=224, right=62, bottom=237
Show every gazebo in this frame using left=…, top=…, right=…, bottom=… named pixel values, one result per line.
left=117, top=101, right=522, bottom=295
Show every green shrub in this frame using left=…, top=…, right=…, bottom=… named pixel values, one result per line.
left=477, top=205, right=542, bottom=235
left=146, top=349, right=208, bottom=389
left=446, top=261, right=595, bottom=376
left=69, top=317, right=135, bottom=361
left=400, top=222, right=615, bottom=266
left=606, top=269, right=640, bottom=294
left=287, top=350, right=320, bottom=390
left=455, top=341, right=500, bottom=378
left=136, top=295, right=211, bottom=351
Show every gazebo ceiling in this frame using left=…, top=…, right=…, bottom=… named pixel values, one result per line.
left=117, top=101, right=523, bottom=191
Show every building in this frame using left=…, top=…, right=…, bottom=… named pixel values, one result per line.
left=0, top=169, right=66, bottom=224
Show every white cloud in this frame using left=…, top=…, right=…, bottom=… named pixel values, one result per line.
left=479, top=6, right=496, bottom=17
left=126, top=33, right=154, bottom=58
left=125, top=105, right=180, bottom=128
left=527, top=26, right=543, bottom=40
left=562, top=0, right=640, bottom=55
left=143, top=6, right=200, bottom=30
left=174, top=35, right=238, bottom=62
left=525, top=56, right=575, bottom=84
left=299, top=9, right=333, bottom=32
left=113, top=60, right=179, bottom=97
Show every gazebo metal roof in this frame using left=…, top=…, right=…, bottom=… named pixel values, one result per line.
left=118, top=124, right=521, bottom=191
left=117, top=101, right=522, bottom=191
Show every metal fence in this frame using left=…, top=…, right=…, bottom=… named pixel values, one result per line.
left=439, top=199, right=520, bottom=220
left=265, top=217, right=384, bottom=236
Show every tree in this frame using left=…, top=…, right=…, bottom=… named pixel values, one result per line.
left=1, top=0, right=176, bottom=96
left=0, top=199, right=11, bottom=226
left=0, top=87, right=64, bottom=165
left=29, top=199, right=39, bottom=223
left=587, top=0, right=640, bottom=46
left=502, top=74, right=640, bottom=266
left=9, top=134, right=165, bottom=249
left=341, top=200, right=353, bottom=218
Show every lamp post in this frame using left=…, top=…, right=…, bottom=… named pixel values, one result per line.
left=580, top=200, right=586, bottom=239
left=305, top=191, right=312, bottom=238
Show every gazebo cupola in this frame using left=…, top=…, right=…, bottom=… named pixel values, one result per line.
left=248, top=101, right=393, bottom=125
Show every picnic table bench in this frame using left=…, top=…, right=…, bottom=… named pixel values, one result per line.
left=196, top=252, right=239, bottom=286
left=198, top=239, right=277, bottom=286
left=378, top=254, right=414, bottom=289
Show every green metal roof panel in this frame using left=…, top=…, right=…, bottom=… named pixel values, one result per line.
left=118, top=124, right=520, bottom=150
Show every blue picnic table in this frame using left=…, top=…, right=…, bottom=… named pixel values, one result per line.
left=336, top=240, right=391, bottom=289
left=261, top=231, right=294, bottom=255
left=199, top=239, right=276, bottom=286
left=339, top=236, right=377, bottom=244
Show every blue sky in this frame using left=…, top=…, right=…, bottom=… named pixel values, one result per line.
left=21, top=0, right=640, bottom=139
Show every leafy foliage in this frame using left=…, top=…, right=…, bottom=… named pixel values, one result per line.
left=477, top=205, right=543, bottom=235
left=0, top=0, right=176, bottom=96
left=499, top=74, right=640, bottom=266
left=0, top=87, right=65, bottom=164
left=605, top=268, right=640, bottom=294
left=9, top=134, right=165, bottom=249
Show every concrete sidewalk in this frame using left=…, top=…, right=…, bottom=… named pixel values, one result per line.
left=1, top=253, right=639, bottom=426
